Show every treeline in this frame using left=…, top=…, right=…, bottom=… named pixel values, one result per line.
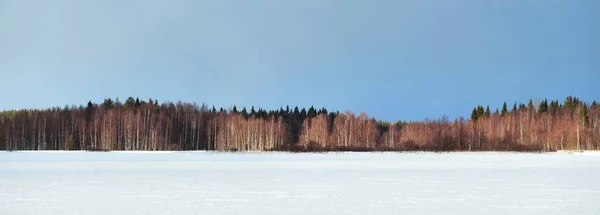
left=0, top=96, right=598, bottom=151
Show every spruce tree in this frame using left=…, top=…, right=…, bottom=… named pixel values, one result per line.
left=124, top=97, right=136, bottom=110
left=538, top=99, right=548, bottom=114
left=307, top=106, right=317, bottom=118
left=471, top=108, right=479, bottom=121
left=527, top=99, right=534, bottom=111
left=320, top=107, right=328, bottom=115
left=501, top=102, right=508, bottom=117
left=512, top=103, right=517, bottom=112
left=580, top=104, right=589, bottom=127
left=102, top=98, right=114, bottom=109
left=485, top=106, right=491, bottom=117
left=477, top=106, right=485, bottom=117
left=241, top=107, right=248, bottom=119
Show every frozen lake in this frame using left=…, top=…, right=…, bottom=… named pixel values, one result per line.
left=1, top=152, right=599, bottom=215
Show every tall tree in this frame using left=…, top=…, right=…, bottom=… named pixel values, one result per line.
left=471, top=108, right=479, bottom=121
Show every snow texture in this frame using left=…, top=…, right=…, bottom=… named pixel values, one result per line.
left=1, top=151, right=599, bottom=215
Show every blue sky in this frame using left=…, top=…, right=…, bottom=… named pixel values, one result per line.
left=0, top=0, right=598, bottom=121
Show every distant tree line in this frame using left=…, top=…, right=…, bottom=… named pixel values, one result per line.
left=0, top=96, right=598, bottom=151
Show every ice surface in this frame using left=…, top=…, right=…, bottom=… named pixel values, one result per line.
left=1, top=151, right=600, bottom=215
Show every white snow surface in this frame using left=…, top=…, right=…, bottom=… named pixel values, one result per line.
left=1, top=151, right=600, bottom=215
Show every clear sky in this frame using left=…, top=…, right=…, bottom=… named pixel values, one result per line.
left=0, top=0, right=598, bottom=121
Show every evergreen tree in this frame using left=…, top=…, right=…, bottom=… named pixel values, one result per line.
left=580, top=103, right=589, bottom=127
left=279, top=107, right=285, bottom=116
left=124, top=97, right=136, bottom=110
left=300, top=108, right=307, bottom=119
left=471, top=107, right=479, bottom=121
left=501, top=102, right=508, bottom=117
left=477, top=106, right=485, bottom=117
left=85, top=101, right=95, bottom=123
left=241, top=107, right=248, bottom=119
left=512, top=103, right=517, bottom=112
left=538, top=99, right=548, bottom=114
left=527, top=99, right=534, bottom=111
left=135, top=98, right=141, bottom=108
left=549, top=100, right=559, bottom=115
left=327, top=112, right=337, bottom=133
left=592, top=101, right=598, bottom=108
left=319, top=107, right=328, bottom=115
left=308, top=106, right=317, bottom=118
left=565, top=96, right=574, bottom=110
left=102, top=98, right=114, bottom=109
left=232, top=105, right=238, bottom=113
left=250, top=106, right=256, bottom=117
left=484, top=106, right=491, bottom=117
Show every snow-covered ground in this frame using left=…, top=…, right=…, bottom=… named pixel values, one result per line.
left=1, top=152, right=599, bottom=215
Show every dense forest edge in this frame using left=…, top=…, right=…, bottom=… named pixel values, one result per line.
left=0, top=96, right=598, bottom=152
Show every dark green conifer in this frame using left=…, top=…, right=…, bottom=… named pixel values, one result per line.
left=471, top=107, right=479, bottom=121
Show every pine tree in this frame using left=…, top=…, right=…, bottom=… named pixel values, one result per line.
left=102, top=98, right=114, bottom=109
left=501, top=102, right=508, bottom=117
left=232, top=105, right=238, bottom=113
left=124, top=97, right=136, bottom=110
left=484, top=106, right=491, bottom=117
left=512, top=103, right=517, bottom=112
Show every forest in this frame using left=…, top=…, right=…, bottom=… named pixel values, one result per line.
left=0, top=96, right=598, bottom=151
